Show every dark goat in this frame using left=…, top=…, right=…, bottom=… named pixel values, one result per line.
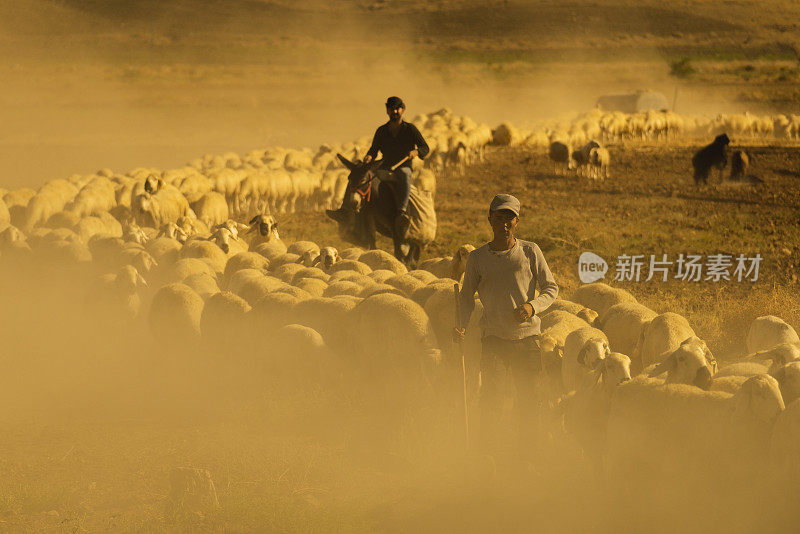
left=692, top=134, right=730, bottom=185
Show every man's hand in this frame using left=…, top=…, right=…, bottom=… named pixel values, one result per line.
left=452, top=327, right=466, bottom=343
left=514, top=303, right=534, bottom=323
left=409, top=149, right=419, bottom=159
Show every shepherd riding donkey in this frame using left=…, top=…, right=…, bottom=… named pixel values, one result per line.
left=326, top=96, right=436, bottom=267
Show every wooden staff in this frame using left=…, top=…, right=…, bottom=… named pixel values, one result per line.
left=453, top=283, right=470, bottom=450
left=390, top=156, right=410, bottom=171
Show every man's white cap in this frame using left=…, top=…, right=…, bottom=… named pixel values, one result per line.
left=489, top=194, right=520, bottom=217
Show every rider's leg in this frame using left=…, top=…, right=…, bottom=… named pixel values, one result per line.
left=394, top=167, right=412, bottom=214
left=326, top=183, right=355, bottom=223
left=393, top=167, right=412, bottom=240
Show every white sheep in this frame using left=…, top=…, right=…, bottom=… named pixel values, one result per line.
left=248, top=292, right=300, bottom=343
left=607, top=374, right=784, bottom=487
left=746, top=315, right=800, bottom=354
left=146, top=236, right=183, bottom=266
left=329, top=259, right=372, bottom=276
left=291, top=296, right=360, bottom=355
left=749, top=342, right=800, bottom=374
left=200, top=291, right=252, bottom=355
left=148, top=282, right=205, bottom=352
left=339, top=247, right=364, bottom=261
left=183, top=272, right=220, bottom=300
left=191, top=191, right=229, bottom=228
left=84, top=264, right=148, bottom=323
left=230, top=271, right=284, bottom=306
left=418, top=244, right=475, bottom=281
left=540, top=298, right=599, bottom=326
left=358, top=249, right=407, bottom=274
left=562, top=327, right=611, bottom=393
left=633, top=311, right=696, bottom=370
left=132, top=185, right=195, bottom=229
left=292, top=277, right=327, bottom=298
left=179, top=239, right=228, bottom=275
left=269, top=324, right=337, bottom=385
left=221, top=252, right=270, bottom=290
left=252, top=241, right=288, bottom=263
left=597, top=302, right=657, bottom=359
left=562, top=352, right=632, bottom=470
left=570, top=282, right=637, bottom=318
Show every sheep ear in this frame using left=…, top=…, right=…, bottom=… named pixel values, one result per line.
left=337, top=153, right=357, bottom=171
left=650, top=351, right=676, bottom=377
left=700, top=340, right=717, bottom=374
left=248, top=215, right=259, bottom=225
left=137, top=273, right=148, bottom=288
left=312, top=254, right=321, bottom=266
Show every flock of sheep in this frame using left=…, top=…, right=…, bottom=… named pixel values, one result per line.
left=0, top=107, right=798, bottom=498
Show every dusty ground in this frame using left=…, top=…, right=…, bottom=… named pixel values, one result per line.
left=2, top=1, right=800, bottom=532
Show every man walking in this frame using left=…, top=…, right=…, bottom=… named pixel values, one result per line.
left=328, top=96, right=429, bottom=239
left=454, top=194, right=559, bottom=461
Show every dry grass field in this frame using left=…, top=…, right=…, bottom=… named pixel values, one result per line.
left=1, top=0, right=800, bottom=532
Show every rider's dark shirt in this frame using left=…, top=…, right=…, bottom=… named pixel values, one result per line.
left=366, top=121, right=430, bottom=171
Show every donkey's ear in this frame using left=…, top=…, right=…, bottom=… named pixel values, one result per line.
left=337, top=153, right=357, bottom=171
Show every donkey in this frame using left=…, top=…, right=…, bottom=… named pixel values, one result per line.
left=329, top=154, right=423, bottom=267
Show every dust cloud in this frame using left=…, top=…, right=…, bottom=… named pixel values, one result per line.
left=0, top=1, right=798, bottom=532
left=0, top=0, right=761, bottom=189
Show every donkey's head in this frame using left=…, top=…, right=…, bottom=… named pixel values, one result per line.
left=337, top=153, right=383, bottom=212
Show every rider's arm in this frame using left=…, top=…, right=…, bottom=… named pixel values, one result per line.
left=411, top=124, right=430, bottom=160
left=365, top=126, right=382, bottom=162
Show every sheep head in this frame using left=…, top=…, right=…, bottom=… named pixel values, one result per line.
left=158, top=222, right=188, bottom=244
left=144, top=173, right=164, bottom=194
left=649, top=336, right=716, bottom=389
left=576, top=307, right=599, bottom=326
left=298, top=250, right=320, bottom=267
left=248, top=214, right=279, bottom=241
left=316, top=247, right=340, bottom=272
left=577, top=338, right=611, bottom=369
left=751, top=342, right=800, bottom=372
left=208, top=227, right=235, bottom=254
left=594, top=352, right=632, bottom=392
